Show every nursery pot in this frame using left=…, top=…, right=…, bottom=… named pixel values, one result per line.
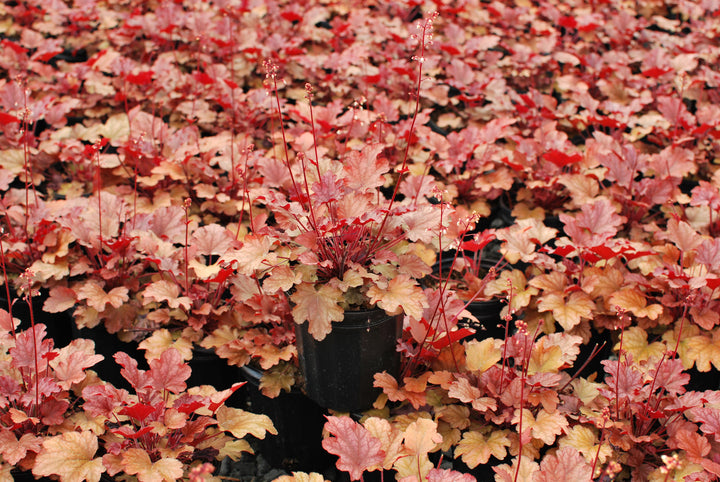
left=295, top=308, right=402, bottom=412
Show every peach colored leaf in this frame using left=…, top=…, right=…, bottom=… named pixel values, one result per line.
left=537, top=291, right=594, bottom=331
left=455, top=430, right=511, bottom=468
left=558, top=425, right=611, bottom=463
left=535, top=446, right=592, bottom=481
left=322, top=416, right=386, bottom=481
left=426, top=468, right=476, bottom=482
left=263, top=265, right=302, bottom=294
left=142, top=280, right=192, bottom=311
left=608, top=288, right=663, bottom=320
left=366, top=274, right=428, bottom=320
left=403, top=417, right=442, bottom=458
left=465, top=338, right=502, bottom=373
left=43, top=286, right=77, bottom=313
left=684, top=331, right=720, bottom=372
left=227, top=233, right=276, bottom=275
left=448, top=376, right=481, bottom=403
left=513, top=408, right=568, bottom=445
left=121, top=448, right=184, bottom=482
left=138, top=329, right=194, bottom=361
left=0, top=432, right=42, bottom=465
left=494, top=456, right=539, bottom=482
left=676, top=429, right=711, bottom=462
left=0, top=308, right=13, bottom=331
left=559, top=198, right=624, bottom=247
left=274, top=473, right=328, bottom=482
left=691, top=306, right=720, bottom=331
left=663, top=218, right=703, bottom=253
left=291, top=283, right=344, bottom=341
left=76, top=280, right=129, bottom=312
left=614, top=326, right=666, bottom=362
left=215, top=405, right=277, bottom=439
left=33, top=432, right=105, bottom=482
left=50, top=339, right=104, bottom=389
left=191, top=224, right=235, bottom=256
left=527, top=342, right=563, bottom=375
left=363, top=417, right=404, bottom=470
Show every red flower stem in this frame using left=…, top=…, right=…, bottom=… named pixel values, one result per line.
left=0, top=235, right=16, bottom=340
left=368, top=12, right=437, bottom=255
left=25, top=273, right=40, bottom=417
left=96, top=146, right=104, bottom=268
left=184, top=199, right=190, bottom=295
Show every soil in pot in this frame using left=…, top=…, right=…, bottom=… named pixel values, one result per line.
left=295, top=308, right=402, bottom=412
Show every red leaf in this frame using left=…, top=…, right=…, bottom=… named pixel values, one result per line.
left=175, top=401, right=205, bottom=414
left=460, top=230, right=496, bottom=253
left=322, top=416, right=385, bottom=481
left=430, top=327, right=476, bottom=349
left=125, top=71, right=154, bottom=86
left=1, top=39, right=28, bottom=55
left=558, top=16, right=577, bottom=29
left=193, top=71, right=215, bottom=85
left=280, top=11, right=303, bottom=22
left=542, top=150, right=582, bottom=168
left=0, top=112, right=20, bottom=125
left=119, top=403, right=156, bottom=421
left=111, top=425, right=154, bottom=439
left=642, top=67, right=673, bottom=78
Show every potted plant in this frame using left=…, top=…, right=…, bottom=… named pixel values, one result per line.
left=244, top=13, right=450, bottom=413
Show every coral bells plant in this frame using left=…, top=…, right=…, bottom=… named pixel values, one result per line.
left=258, top=13, right=442, bottom=341
left=32, top=347, right=276, bottom=482
left=0, top=315, right=103, bottom=476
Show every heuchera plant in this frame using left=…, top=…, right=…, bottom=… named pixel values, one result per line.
left=31, top=347, right=276, bottom=482
left=0, top=316, right=103, bottom=476
left=255, top=13, right=443, bottom=342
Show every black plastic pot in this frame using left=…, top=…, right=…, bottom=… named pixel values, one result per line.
left=238, top=365, right=332, bottom=473
left=461, top=298, right=507, bottom=340
left=188, top=345, right=245, bottom=406
left=295, top=308, right=402, bottom=412
left=431, top=255, right=508, bottom=341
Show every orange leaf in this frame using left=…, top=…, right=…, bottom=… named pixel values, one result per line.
left=76, top=280, right=129, bottom=312
left=43, top=286, right=77, bottom=313
left=121, top=448, right=184, bottom=482
left=465, top=338, right=502, bottom=373
left=366, top=274, right=427, bottom=320
left=684, top=331, right=720, bottom=372
left=215, top=405, right=277, bottom=439
left=142, top=280, right=192, bottom=311
left=537, top=291, right=594, bottom=330
left=608, top=288, right=663, bottom=320
left=513, top=408, right=568, bottom=445
left=33, top=432, right=105, bottom=482
left=291, top=283, right=344, bottom=341
left=455, top=429, right=511, bottom=468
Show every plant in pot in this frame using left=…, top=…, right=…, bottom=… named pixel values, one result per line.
left=251, top=13, right=446, bottom=413
left=427, top=225, right=510, bottom=341
left=64, top=347, right=277, bottom=482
